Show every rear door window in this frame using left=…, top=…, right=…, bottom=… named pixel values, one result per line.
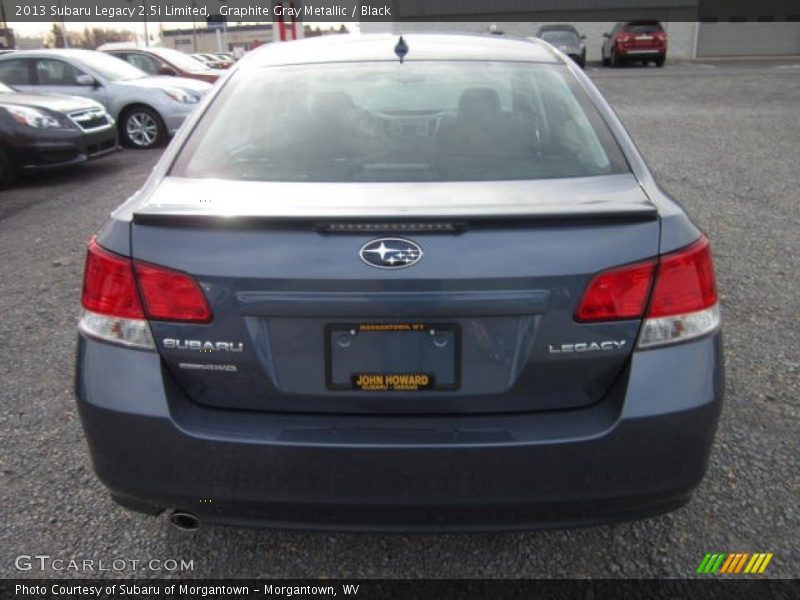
left=0, top=59, right=32, bottom=85
left=126, top=53, right=161, bottom=75
left=34, top=59, right=82, bottom=85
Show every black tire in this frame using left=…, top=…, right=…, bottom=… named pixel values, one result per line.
left=119, top=105, right=167, bottom=149
left=655, top=56, right=666, bottom=68
left=601, top=50, right=610, bottom=67
left=0, top=148, right=17, bottom=189
left=611, top=48, right=622, bottom=68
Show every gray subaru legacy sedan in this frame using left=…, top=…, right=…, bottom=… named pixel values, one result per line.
left=75, top=34, right=723, bottom=531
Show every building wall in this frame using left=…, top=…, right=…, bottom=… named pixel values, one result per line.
left=15, top=36, right=47, bottom=50
left=161, top=26, right=274, bottom=54
left=697, top=22, right=800, bottom=57
left=361, top=19, right=698, bottom=61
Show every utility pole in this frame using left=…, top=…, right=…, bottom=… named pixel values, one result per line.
left=0, top=1, right=8, bottom=50
left=192, top=1, right=198, bottom=52
left=127, top=0, right=149, bottom=47
left=57, top=0, right=69, bottom=48
left=143, top=0, right=149, bottom=47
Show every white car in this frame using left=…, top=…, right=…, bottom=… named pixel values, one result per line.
left=0, top=49, right=212, bottom=148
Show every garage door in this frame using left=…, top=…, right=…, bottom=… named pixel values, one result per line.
left=697, top=22, right=800, bottom=57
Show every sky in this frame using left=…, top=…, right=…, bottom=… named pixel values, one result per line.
left=12, top=21, right=243, bottom=39
left=10, top=20, right=357, bottom=40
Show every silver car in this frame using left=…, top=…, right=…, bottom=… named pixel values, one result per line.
left=536, top=25, right=587, bottom=68
left=0, top=49, right=212, bottom=148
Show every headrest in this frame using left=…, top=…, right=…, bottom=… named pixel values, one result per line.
left=458, top=87, right=502, bottom=119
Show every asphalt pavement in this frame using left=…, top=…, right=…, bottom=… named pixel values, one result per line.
left=0, top=60, right=797, bottom=579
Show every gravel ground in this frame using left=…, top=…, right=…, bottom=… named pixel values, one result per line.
left=0, top=60, right=798, bottom=579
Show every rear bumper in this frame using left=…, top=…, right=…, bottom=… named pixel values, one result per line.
left=618, top=48, right=666, bottom=58
left=74, top=332, right=723, bottom=531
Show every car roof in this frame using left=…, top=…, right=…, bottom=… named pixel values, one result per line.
left=539, top=24, right=579, bottom=31
left=240, top=33, right=561, bottom=68
left=617, top=20, right=663, bottom=26
left=0, top=48, right=103, bottom=61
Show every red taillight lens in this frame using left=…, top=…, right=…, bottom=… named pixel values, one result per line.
left=134, top=261, right=212, bottom=323
left=82, top=238, right=144, bottom=319
left=576, top=259, right=656, bottom=322
left=576, top=236, right=718, bottom=324
left=647, top=236, right=717, bottom=318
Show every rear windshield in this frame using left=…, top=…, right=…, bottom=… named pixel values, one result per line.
left=540, top=31, right=580, bottom=44
left=624, top=22, right=664, bottom=33
left=172, top=61, right=628, bottom=183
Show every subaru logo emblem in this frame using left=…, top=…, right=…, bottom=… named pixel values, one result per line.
left=359, top=238, right=423, bottom=269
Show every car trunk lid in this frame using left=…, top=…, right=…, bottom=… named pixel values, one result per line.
left=131, top=173, right=659, bottom=415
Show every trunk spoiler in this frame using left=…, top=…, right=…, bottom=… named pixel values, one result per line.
left=131, top=174, right=658, bottom=227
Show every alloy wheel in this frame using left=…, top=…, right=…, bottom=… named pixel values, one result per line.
left=125, top=112, right=159, bottom=148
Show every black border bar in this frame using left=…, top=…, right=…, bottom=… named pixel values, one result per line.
left=2, top=0, right=800, bottom=23
left=4, top=579, right=799, bottom=600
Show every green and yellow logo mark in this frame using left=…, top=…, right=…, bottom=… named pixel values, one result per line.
left=696, top=552, right=773, bottom=574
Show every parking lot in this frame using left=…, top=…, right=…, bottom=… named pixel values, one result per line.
left=1, top=59, right=798, bottom=579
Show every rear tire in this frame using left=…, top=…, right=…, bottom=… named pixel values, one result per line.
left=601, top=50, right=610, bottom=67
left=0, top=148, right=17, bottom=189
left=655, top=56, right=665, bottom=67
left=611, top=48, right=623, bottom=68
left=119, top=106, right=167, bottom=149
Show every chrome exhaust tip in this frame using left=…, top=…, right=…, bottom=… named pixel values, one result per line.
left=169, top=510, right=200, bottom=531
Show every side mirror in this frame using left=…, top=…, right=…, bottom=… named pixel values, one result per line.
left=158, top=67, right=177, bottom=76
left=602, top=32, right=611, bottom=38
left=580, top=34, right=586, bottom=40
left=76, top=74, right=98, bottom=87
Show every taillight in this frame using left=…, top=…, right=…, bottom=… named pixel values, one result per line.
left=647, top=237, right=717, bottom=318
left=575, top=235, right=721, bottom=348
left=82, top=238, right=143, bottom=319
left=79, top=238, right=153, bottom=349
left=575, top=259, right=655, bottom=322
left=639, top=236, right=720, bottom=348
left=79, top=238, right=213, bottom=349
left=134, top=262, right=212, bottom=323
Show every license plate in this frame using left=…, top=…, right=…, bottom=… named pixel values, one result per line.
left=326, top=323, right=460, bottom=392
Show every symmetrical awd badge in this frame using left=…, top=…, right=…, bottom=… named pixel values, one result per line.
left=359, top=238, right=423, bottom=269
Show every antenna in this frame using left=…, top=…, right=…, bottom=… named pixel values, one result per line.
left=394, top=36, right=408, bottom=64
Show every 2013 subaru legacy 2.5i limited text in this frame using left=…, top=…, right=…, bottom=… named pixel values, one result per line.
left=75, top=34, right=723, bottom=531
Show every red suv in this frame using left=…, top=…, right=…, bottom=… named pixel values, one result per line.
left=602, top=21, right=667, bottom=68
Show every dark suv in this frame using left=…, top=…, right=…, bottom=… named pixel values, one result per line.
left=602, top=21, right=667, bottom=67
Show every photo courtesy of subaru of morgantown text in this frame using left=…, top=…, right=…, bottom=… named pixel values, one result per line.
left=74, top=33, right=723, bottom=531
